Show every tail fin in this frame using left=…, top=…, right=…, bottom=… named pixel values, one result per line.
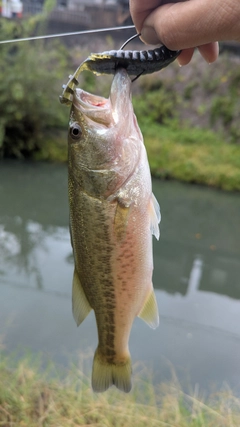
left=91, top=347, right=132, bottom=393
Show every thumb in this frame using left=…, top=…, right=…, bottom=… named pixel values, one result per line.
left=141, top=1, right=238, bottom=49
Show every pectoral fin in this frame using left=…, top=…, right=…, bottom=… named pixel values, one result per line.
left=114, top=202, right=130, bottom=242
left=149, top=193, right=161, bottom=240
left=138, top=288, right=159, bottom=329
left=72, top=268, right=92, bottom=326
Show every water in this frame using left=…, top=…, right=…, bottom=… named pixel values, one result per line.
left=1, top=160, right=240, bottom=393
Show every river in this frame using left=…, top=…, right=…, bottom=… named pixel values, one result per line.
left=0, top=160, right=240, bottom=393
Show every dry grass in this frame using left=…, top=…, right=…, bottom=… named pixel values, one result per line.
left=0, top=353, right=240, bottom=426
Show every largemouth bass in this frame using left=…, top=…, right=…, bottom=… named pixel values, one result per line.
left=68, top=68, right=160, bottom=393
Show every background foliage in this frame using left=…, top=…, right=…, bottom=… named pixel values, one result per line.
left=0, top=17, right=70, bottom=158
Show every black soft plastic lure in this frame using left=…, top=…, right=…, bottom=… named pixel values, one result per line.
left=60, top=37, right=181, bottom=106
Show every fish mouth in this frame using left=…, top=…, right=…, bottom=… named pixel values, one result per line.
left=72, top=69, right=132, bottom=128
left=75, top=91, right=109, bottom=110
left=73, top=89, right=112, bottom=126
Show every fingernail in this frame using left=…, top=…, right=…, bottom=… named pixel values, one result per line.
left=141, top=26, right=161, bottom=45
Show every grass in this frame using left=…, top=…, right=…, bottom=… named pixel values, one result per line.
left=142, top=123, right=240, bottom=191
left=1, top=352, right=240, bottom=426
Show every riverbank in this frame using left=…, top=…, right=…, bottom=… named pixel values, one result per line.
left=1, top=353, right=240, bottom=427
left=143, top=123, right=240, bottom=191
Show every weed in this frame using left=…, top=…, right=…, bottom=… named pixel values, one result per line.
left=0, top=353, right=240, bottom=426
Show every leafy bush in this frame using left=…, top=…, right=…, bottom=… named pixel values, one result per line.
left=133, top=85, right=179, bottom=127
left=0, top=17, right=70, bottom=158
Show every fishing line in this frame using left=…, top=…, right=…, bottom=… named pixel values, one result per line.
left=0, top=24, right=135, bottom=45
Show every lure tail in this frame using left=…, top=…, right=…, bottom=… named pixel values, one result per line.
left=59, top=72, right=80, bottom=105
left=92, top=347, right=132, bottom=393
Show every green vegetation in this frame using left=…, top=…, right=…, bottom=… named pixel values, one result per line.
left=0, top=17, right=69, bottom=159
left=140, top=123, right=240, bottom=191
left=0, top=18, right=112, bottom=161
left=1, top=352, right=240, bottom=426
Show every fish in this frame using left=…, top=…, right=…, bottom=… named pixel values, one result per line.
left=68, top=67, right=161, bottom=393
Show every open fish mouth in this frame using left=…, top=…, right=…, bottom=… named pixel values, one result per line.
left=73, top=88, right=113, bottom=127
left=74, top=90, right=109, bottom=109
left=73, top=68, right=132, bottom=124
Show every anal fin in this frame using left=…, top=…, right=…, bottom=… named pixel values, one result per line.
left=72, top=268, right=92, bottom=326
left=138, top=288, right=159, bottom=329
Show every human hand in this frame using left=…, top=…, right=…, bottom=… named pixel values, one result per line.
left=129, top=0, right=240, bottom=65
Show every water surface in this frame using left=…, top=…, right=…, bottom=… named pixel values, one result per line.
left=1, top=161, right=240, bottom=392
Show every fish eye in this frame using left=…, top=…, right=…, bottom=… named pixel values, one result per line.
left=70, top=123, right=82, bottom=140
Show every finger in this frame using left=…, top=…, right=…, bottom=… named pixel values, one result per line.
left=177, top=42, right=219, bottom=66
left=197, top=42, right=219, bottom=63
left=129, top=0, right=162, bottom=33
left=177, top=49, right=195, bottom=66
left=129, top=0, right=183, bottom=34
